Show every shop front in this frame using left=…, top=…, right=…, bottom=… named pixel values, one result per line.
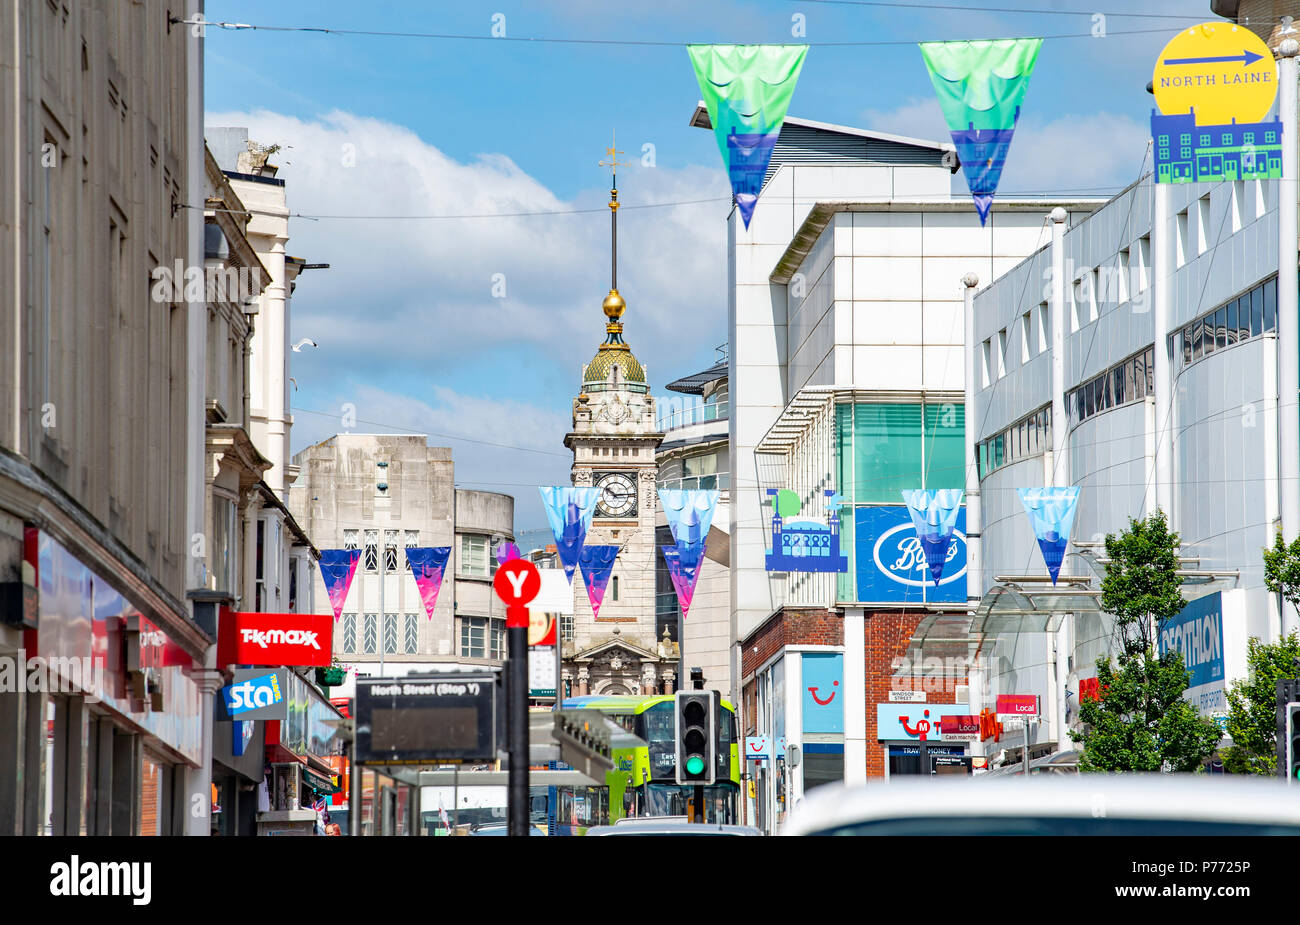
left=11, top=529, right=206, bottom=835
left=259, top=670, right=346, bottom=835
left=745, top=646, right=845, bottom=833
left=876, top=702, right=974, bottom=777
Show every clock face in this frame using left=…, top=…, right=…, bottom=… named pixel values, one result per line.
left=595, top=472, right=637, bottom=518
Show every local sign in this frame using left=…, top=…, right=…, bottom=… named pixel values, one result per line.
left=939, top=714, right=980, bottom=742
left=996, top=694, right=1039, bottom=720
left=217, top=609, right=334, bottom=667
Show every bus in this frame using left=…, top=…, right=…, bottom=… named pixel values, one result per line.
left=550, top=694, right=740, bottom=835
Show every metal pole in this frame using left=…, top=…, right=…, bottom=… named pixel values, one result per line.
left=1023, top=720, right=1031, bottom=777
left=962, top=274, right=982, bottom=604
left=507, top=620, right=528, bottom=835
left=349, top=722, right=361, bottom=837
left=1152, top=173, right=1174, bottom=520
left=377, top=532, right=386, bottom=675
left=453, top=764, right=459, bottom=832
left=1049, top=207, right=1069, bottom=489
left=1277, top=30, right=1300, bottom=640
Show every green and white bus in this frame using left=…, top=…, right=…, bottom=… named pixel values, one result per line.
left=550, top=695, right=740, bottom=835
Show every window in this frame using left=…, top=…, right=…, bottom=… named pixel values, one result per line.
left=561, top=612, right=575, bottom=642
left=384, top=529, right=399, bottom=572
left=211, top=496, right=236, bottom=592
left=459, top=534, right=490, bottom=579
left=404, top=530, right=419, bottom=569
left=364, top=530, right=378, bottom=572
left=1137, top=236, right=1151, bottom=292
left=383, top=615, right=397, bottom=654
left=1176, top=209, right=1188, bottom=267
left=1067, top=347, right=1153, bottom=425
left=1175, top=276, right=1278, bottom=372
left=1021, top=310, right=1033, bottom=362
left=981, top=339, right=992, bottom=388
left=404, top=614, right=419, bottom=654
left=612, top=576, right=619, bottom=602
left=363, top=614, right=378, bottom=653
left=342, top=614, right=356, bottom=653
left=344, top=529, right=359, bottom=550
left=997, top=328, right=1008, bottom=378
left=1232, top=180, right=1246, bottom=232
left=460, top=616, right=505, bottom=659
left=976, top=404, right=1051, bottom=478
left=1117, top=249, right=1131, bottom=305
left=1197, top=194, right=1211, bottom=255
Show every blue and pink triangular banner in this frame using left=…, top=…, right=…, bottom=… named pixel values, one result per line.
left=579, top=544, right=620, bottom=619
left=901, top=489, right=964, bottom=584
left=405, top=546, right=451, bottom=620
left=663, top=541, right=707, bottom=619
left=494, top=540, right=521, bottom=565
left=539, top=486, right=602, bottom=583
left=319, top=548, right=361, bottom=622
left=1017, top=486, right=1080, bottom=585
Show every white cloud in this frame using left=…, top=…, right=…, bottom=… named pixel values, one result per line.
left=206, top=109, right=730, bottom=380
left=862, top=98, right=1152, bottom=196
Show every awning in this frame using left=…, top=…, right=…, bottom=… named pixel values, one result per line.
left=906, top=576, right=1104, bottom=660
left=302, top=767, right=340, bottom=795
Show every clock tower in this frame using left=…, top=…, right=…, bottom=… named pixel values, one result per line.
left=561, top=139, right=675, bottom=698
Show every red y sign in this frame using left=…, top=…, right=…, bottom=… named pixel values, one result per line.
left=493, top=559, right=540, bottom=628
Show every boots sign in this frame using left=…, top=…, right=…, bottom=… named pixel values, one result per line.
left=217, top=609, right=334, bottom=667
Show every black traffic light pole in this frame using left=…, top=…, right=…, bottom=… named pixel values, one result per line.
left=508, top=621, right=528, bottom=836
left=692, top=669, right=704, bottom=823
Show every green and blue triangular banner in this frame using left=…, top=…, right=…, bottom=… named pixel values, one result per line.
left=919, top=38, right=1042, bottom=225
left=689, top=44, right=808, bottom=229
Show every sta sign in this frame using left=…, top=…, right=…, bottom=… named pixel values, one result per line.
left=221, top=669, right=288, bottom=721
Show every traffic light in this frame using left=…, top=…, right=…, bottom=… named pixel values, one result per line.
left=675, top=690, right=717, bottom=785
left=1288, top=702, right=1300, bottom=783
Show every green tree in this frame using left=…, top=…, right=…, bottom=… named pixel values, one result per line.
left=1222, top=633, right=1300, bottom=775
left=1263, top=531, right=1300, bottom=625
left=1071, top=510, right=1222, bottom=772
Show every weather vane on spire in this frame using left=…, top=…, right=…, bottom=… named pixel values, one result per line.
left=598, top=131, right=631, bottom=292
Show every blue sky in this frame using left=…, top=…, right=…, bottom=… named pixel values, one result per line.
left=204, top=0, right=1214, bottom=541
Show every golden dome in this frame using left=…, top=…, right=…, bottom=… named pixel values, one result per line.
left=583, top=340, right=646, bottom=389
left=602, top=288, right=626, bottom=320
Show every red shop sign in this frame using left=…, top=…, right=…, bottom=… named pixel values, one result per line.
left=939, top=714, right=980, bottom=737
left=218, top=609, right=333, bottom=667
left=996, top=694, right=1039, bottom=716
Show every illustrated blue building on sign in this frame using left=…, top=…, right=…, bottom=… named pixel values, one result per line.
left=764, top=489, right=849, bottom=573
left=1151, top=109, right=1282, bottom=183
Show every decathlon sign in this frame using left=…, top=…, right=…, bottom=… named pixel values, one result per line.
left=218, top=609, right=334, bottom=667
left=221, top=668, right=288, bottom=720
left=1159, top=591, right=1226, bottom=712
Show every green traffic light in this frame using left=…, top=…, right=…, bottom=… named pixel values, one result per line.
left=686, top=755, right=705, bottom=775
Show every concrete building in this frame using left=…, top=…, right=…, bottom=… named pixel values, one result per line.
left=0, top=0, right=210, bottom=835
left=656, top=350, right=731, bottom=696
left=967, top=115, right=1294, bottom=766
left=693, top=103, right=1102, bottom=830
left=559, top=180, right=680, bottom=698
left=289, top=434, right=515, bottom=693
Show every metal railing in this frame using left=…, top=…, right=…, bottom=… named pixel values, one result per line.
left=656, top=400, right=729, bottom=433
left=655, top=473, right=730, bottom=493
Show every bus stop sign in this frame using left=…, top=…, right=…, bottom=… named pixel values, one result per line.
left=494, top=559, right=540, bottom=627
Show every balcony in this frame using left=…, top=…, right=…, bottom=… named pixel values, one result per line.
left=656, top=473, right=730, bottom=493
left=656, top=399, right=729, bottom=433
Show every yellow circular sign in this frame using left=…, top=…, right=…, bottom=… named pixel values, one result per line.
left=1152, top=22, right=1277, bottom=126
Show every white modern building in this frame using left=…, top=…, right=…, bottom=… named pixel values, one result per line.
left=692, top=103, right=1101, bottom=829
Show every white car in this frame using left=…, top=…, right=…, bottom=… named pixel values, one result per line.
left=782, top=775, right=1300, bottom=836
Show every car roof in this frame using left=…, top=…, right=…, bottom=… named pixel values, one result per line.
left=782, top=776, right=1300, bottom=836
left=585, top=822, right=763, bottom=836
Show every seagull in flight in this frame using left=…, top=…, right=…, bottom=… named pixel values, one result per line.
left=291, top=338, right=318, bottom=352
